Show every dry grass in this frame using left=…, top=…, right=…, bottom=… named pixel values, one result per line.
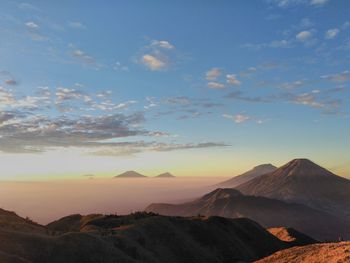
left=256, top=242, right=350, bottom=263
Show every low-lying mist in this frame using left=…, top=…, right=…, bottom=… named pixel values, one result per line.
left=0, top=177, right=225, bottom=224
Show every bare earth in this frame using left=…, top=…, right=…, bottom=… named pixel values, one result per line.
left=256, top=242, right=350, bottom=263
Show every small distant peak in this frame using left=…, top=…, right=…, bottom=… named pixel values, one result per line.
left=114, top=171, right=147, bottom=178
left=156, top=172, right=175, bottom=178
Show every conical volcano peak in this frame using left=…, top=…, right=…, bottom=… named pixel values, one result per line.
left=275, top=158, right=335, bottom=179
left=289, top=158, right=316, bottom=166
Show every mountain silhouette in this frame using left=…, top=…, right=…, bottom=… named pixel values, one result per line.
left=114, top=171, right=147, bottom=178
left=155, top=172, right=175, bottom=178
left=236, top=158, right=350, bottom=219
left=217, top=164, right=277, bottom=188
left=146, top=188, right=350, bottom=240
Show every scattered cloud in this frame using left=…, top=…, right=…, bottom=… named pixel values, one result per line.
left=151, top=40, right=174, bottom=49
left=325, top=28, right=340, bottom=39
left=279, top=80, right=304, bottom=89
left=223, top=113, right=264, bottom=124
left=25, top=21, right=39, bottom=29
left=269, top=0, right=330, bottom=7
left=71, top=49, right=95, bottom=65
left=113, top=61, right=129, bottom=71
left=205, top=68, right=222, bottom=80
left=242, top=39, right=291, bottom=50
left=207, top=82, right=225, bottom=89
left=296, top=30, right=312, bottom=41
left=321, top=70, right=350, bottom=82
left=310, top=0, right=329, bottom=6
left=138, top=39, right=176, bottom=71
left=223, top=113, right=250, bottom=123
left=141, top=54, right=167, bottom=70
left=18, top=3, right=40, bottom=11
left=226, top=74, right=241, bottom=86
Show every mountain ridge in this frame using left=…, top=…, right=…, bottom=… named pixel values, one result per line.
left=146, top=187, right=350, bottom=241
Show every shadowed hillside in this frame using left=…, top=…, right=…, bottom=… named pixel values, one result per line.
left=0, top=209, right=288, bottom=263
left=146, top=188, right=350, bottom=241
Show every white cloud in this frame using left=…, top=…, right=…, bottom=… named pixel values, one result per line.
left=25, top=21, right=39, bottom=29
left=141, top=54, right=167, bottom=70
left=205, top=68, right=222, bottom=80
left=151, top=40, right=174, bottom=49
left=71, top=49, right=96, bottom=66
left=325, top=28, right=340, bottom=39
left=321, top=70, right=350, bottom=82
left=222, top=114, right=251, bottom=123
left=226, top=74, right=241, bottom=86
left=207, top=82, right=225, bottom=89
left=342, top=21, right=350, bottom=30
left=271, top=0, right=330, bottom=7
left=310, top=0, right=329, bottom=6
left=296, top=30, right=312, bottom=41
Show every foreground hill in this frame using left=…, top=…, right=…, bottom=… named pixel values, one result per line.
left=114, top=171, right=147, bottom=178
left=0, top=209, right=288, bottom=263
left=256, top=242, right=350, bottom=263
left=0, top=208, right=45, bottom=234
left=146, top=188, right=350, bottom=240
left=236, top=159, right=350, bottom=219
left=217, top=164, right=277, bottom=188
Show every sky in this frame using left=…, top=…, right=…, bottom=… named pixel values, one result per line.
left=0, top=0, right=350, bottom=180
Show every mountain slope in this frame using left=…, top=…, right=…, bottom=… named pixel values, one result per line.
left=217, top=164, right=277, bottom=188
left=256, top=242, right=350, bottom=263
left=146, top=188, right=350, bottom=241
left=236, top=159, right=350, bottom=219
left=0, top=209, right=288, bottom=263
left=114, top=171, right=147, bottom=178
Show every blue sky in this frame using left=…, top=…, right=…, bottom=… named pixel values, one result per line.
left=0, top=0, right=350, bottom=179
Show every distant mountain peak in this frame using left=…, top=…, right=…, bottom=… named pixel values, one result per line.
left=156, top=172, right=175, bottom=178
left=217, top=163, right=277, bottom=188
left=114, top=171, right=147, bottom=178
